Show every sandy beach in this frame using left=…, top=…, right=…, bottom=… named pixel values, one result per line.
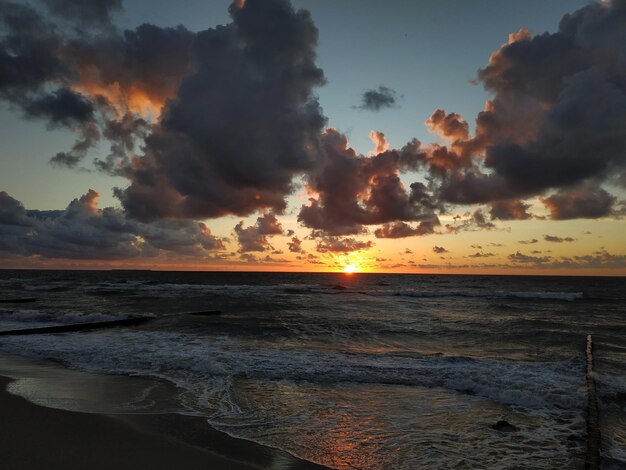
left=0, top=371, right=327, bottom=470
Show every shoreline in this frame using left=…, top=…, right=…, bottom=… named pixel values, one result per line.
left=0, top=353, right=328, bottom=470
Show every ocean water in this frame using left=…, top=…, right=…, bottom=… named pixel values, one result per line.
left=0, top=270, right=624, bottom=469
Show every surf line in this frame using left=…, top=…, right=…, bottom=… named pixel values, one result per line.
left=585, top=334, right=601, bottom=470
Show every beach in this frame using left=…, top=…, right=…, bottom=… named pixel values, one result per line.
left=0, top=355, right=327, bottom=470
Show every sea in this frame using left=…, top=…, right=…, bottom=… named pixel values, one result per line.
left=0, top=270, right=624, bottom=469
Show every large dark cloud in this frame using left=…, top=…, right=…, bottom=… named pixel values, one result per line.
left=116, top=0, right=326, bottom=220
left=432, top=1, right=626, bottom=210
left=0, top=1, right=67, bottom=95
left=0, top=0, right=196, bottom=171
left=0, top=190, right=225, bottom=260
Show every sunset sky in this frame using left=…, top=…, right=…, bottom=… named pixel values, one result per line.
left=1, top=0, right=625, bottom=274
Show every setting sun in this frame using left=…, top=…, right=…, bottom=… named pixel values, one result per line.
left=343, top=264, right=356, bottom=273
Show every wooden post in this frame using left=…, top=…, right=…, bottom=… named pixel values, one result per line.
left=0, top=317, right=151, bottom=336
left=585, top=334, right=601, bottom=470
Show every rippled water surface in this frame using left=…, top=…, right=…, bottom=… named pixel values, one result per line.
left=0, top=270, right=624, bottom=468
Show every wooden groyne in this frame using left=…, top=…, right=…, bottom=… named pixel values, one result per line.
left=585, top=334, right=601, bottom=470
left=0, top=317, right=152, bottom=336
left=0, top=309, right=223, bottom=337
left=185, top=310, right=221, bottom=316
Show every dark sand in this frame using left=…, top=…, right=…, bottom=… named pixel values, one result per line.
left=0, top=375, right=327, bottom=470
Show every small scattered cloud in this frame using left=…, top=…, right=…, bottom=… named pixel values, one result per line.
left=508, top=251, right=551, bottom=264
left=287, top=236, right=303, bottom=253
left=355, top=86, right=399, bottom=111
left=543, top=234, right=575, bottom=243
left=234, top=213, right=283, bottom=252
left=468, top=252, right=495, bottom=258
left=316, top=237, right=374, bottom=254
left=374, top=220, right=438, bottom=238
left=445, top=210, right=495, bottom=233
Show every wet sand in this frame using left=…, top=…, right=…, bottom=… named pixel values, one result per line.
left=0, top=373, right=327, bottom=469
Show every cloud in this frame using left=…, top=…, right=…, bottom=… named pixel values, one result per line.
left=254, top=213, right=284, bottom=235
left=468, top=252, right=495, bottom=258
left=355, top=86, right=399, bottom=111
left=49, top=122, right=100, bottom=168
left=561, top=250, right=626, bottom=269
left=541, top=185, right=617, bottom=220
left=234, top=213, right=284, bottom=252
left=116, top=0, right=326, bottom=220
left=507, top=251, right=551, bottom=264
left=369, top=131, right=389, bottom=155
left=0, top=0, right=196, bottom=170
left=489, top=199, right=532, bottom=220
left=508, top=249, right=626, bottom=270
left=315, top=237, right=373, bottom=254
left=23, top=88, right=95, bottom=126
left=374, top=219, right=439, bottom=238
left=0, top=190, right=225, bottom=260
left=240, top=253, right=257, bottom=262
left=138, top=220, right=225, bottom=254
left=425, top=109, right=469, bottom=143
left=41, top=0, right=122, bottom=27
left=287, top=236, right=303, bottom=253
left=518, top=238, right=538, bottom=244
left=432, top=246, right=448, bottom=254
left=298, top=129, right=438, bottom=235
left=445, top=209, right=495, bottom=233
left=0, top=1, right=67, bottom=96
left=2, top=0, right=626, bottom=266
left=426, top=2, right=626, bottom=216
left=543, top=234, right=575, bottom=243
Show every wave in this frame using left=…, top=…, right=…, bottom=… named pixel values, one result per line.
left=370, top=289, right=584, bottom=302
left=42, top=279, right=586, bottom=303
left=0, top=309, right=134, bottom=327
left=0, top=330, right=585, bottom=412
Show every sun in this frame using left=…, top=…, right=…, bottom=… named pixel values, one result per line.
left=343, top=264, right=357, bottom=274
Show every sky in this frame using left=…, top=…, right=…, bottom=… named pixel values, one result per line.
left=0, top=0, right=625, bottom=274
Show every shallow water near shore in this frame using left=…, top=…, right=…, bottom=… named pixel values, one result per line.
left=0, top=270, right=625, bottom=469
